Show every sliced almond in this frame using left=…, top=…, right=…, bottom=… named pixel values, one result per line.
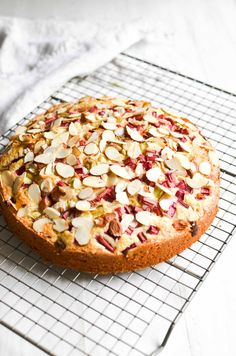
left=56, top=147, right=72, bottom=159
left=136, top=211, right=156, bottom=226
left=66, top=154, right=78, bottom=166
left=135, top=163, right=144, bottom=176
left=116, top=190, right=129, bottom=204
left=208, top=151, right=219, bottom=166
left=115, top=181, right=128, bottom=193
left=105, top=147, right=123, bottom=162
left=97, top=139, right=105, bottom=153
left=44, top=207, right=60, bottom=219
left=84, top=142, right=99, bottom=155
left=179, top=140, right=191, bottom=152
left=148, top=126, right=163, bottom=137
left=127, top=141, right=141, bottom=159
left=73, top=178, right=81, bottom=189
left=87, top=131, right=99, bottom=143
left=24, top=151, right=34, bottom=163
left=1, top=170, right=15, bottom=188
left=126, top=126, right=144, bottom=142
left=69, top=122, right=78, bottom=136
left=78, top=187, right=94, bottom=200
left=33, top=218, right=51, bottom=233
left=17, top=206, right=28, bottom=219
left=186, top=173, right=208, bottom=189
left=146, top=167, right=162, bottom=182
left=44, top=131, right=56, bottom=139
left=156, top=183, right=173, bottom=196
left=159, top=198, right=173, bottom=211
left=72, top=216, right=94, bottom=229
left=41, top=178, right=53, bottom=193
left=74, top=225, right=91, bottom=245
left=120, top=214, right=134, bottom=233
left=56, top=163, right=75, bottom=178
left=90, top=163, right=109, bottom=176
left=28, top=183, right=41, bottom=204
left=51, top=132, right=69, bottom=147
left=165, top=158, right=187, bottom=176
left=175, top=153, right=191, bottom=170
left=102, top=122, right=117, bottom=130
left=110, top=165, right=131, bottom=180
left=45, top=163, right=54, bottom=176
left=53, top=218, right=69, bottom=232
left=199, top=161, right=211, bottom=176
left=34, top=152, right=55, bottom=164
left=76, top=200, right=91, bottom=211
left=161, top=147, right=174, bottom=160
left=115, top=127, right=125, bottom=136
left=83, top=176, right=106, bottom=188
left=102, top=130, right=116, bottom=142
left=127, top=179, right=142, bottom=195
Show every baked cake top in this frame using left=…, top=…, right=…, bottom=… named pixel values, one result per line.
left=0, top=97, right=219, bottom=255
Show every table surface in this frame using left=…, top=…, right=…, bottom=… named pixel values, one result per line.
left=0, top=0, right=236, bottom=355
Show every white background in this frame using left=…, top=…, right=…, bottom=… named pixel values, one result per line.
left=0, top=1, right=236, bottom=355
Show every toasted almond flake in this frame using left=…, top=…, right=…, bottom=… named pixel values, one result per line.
left=90, top=163, right=109, bottom=176
left=127, top=179, right=142, bottom=195
left=127, top=141, right=141, bottom=159
left=28, top=183, right=41, bottom=204
left=199, top=161, right=211, bottom=176
left=165, top=158, right=187, bottom=176
left=159, top=198, right=173, bottom=211
left=126, top=126, right=144, bottom=142
left=110, top=165, right=131, bottom=179
left=52, top=132, right=69, bottom=147
left=15, top=126, right=26, bottom=135
left=56, top=163, right=74, bottom=178
left=17, top=206, right=28, bottom=218
left=209, top=151, right=219, bottom=166
left=66, top=154, right=77, bottom=166
left=158, top=126, right=170, bottom=135
left=78, top=187, right=94, bottom=199
left=44, top=207, right=60, bottom=219
left=120, top=214, right=134, bottom=233
left=24, top=151, right=34, bottom=163
left=53, top=218, right=68, bottom=232
left=156, top=183, right=173, bottom=196
left=175, top=153, right=191, bottom=170
left=190, top=162, right=197, bottom=173
left=102, top=122, right=117, bottom=130
left=102, top=130, right=116, bottom=141
left=27, top=128, right=41, bottom=134
left=135, top=163, right=144, bottom=176
left=99, top=139, right=107, bottom=152
left=33, top=218, right=51, bottom=233
left=186, top=173, right=208, bottom=189
left=73, top=178, right=81, bottom=189
left=56, top=147, right=72, bottom=159
left=45, top=163, right=54, bottom=176
left=84, top=142, right=99, bottom=155
left=83, top=176, right=106, bottom=188
left=115, top=181, right=128, bottom=192
left=52, top=118, right=62, bottom=128
left=68, top=135, right=80, bottom=147
left=116, top=190, right=129, bottom=204
left=44, top=131, right=56, bottom=139
left=41, top=178, right=53, bottom=192
left=115, top=127, right=125, bottom=136
left=146, top=167, right=162, bottom=182
left=148, top=126, right=163, bottom=137
left=69, top=122, right=78, bottom=136
left=74, top=226, right=91, bottom=245
left=72, top=216, right=94, bottom=229
left=161, top=147, right=174, bottom=160
left=136, top=211, right=156, bottom=226
left=87, top=131, right=99, bottom=143
left=34, top=152, right=55, bottom=164
left=105, top=147, right=123, bottom=162
left=34, top=140, right=45, bottom=154
left=85, top=113, right=96, bottom=122
left=76, top=200, right=91, bottom=211
left=143, top=114, right=158, bottom=123
left=179, top=141, right=191, bottom=152
left=1, top=170, right=15, bottom=188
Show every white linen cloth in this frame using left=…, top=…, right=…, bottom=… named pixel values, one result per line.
left=0, top=17, right=147, bottom=133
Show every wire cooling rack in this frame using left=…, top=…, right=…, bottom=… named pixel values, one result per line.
left=0, top=53, right=236, bottom=356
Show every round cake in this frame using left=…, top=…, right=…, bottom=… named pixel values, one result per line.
left=0, top=97, right=220, bottom=273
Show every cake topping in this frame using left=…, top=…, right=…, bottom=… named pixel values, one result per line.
left=0, top=96, right=218, bottom=255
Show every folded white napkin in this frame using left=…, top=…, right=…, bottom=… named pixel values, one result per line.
left=0, top=17, right=147, bottom=133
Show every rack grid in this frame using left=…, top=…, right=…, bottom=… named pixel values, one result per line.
left=0, top=53, right=236, bottom=356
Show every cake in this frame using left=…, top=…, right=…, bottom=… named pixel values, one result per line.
left=0, top=97, right=220, bottom=273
